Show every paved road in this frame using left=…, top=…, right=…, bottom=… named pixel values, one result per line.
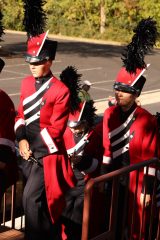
left=0, top=31, right=160, bottom=115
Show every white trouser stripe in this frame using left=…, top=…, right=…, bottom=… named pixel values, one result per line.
left=144, top=167, right=156, bottom=176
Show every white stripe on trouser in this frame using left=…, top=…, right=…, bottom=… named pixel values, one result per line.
left=144, top=167, right=156, bottom=176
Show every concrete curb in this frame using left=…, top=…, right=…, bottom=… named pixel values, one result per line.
left=4, top=29, right=125, bottom=46
left=4, top=29, right=160, bottom=49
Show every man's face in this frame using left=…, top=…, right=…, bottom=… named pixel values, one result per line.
left=83, top=85, right=90, bottom=92
left=115, top=90, right=137, bottom=111
left=29, top=60, right=52, bottom=78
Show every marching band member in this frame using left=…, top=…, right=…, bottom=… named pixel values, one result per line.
left=60, top=66, right=103, bottom=239
left=14, top=32, right=75, bottom=240
left=102, top=18, right=159, bottom=239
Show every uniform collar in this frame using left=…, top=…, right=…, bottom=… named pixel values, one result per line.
left=35, top=71, right=53, bottom=85
left=120, top=102, right=137, bottom=122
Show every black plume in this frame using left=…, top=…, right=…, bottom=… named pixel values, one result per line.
left=60, top=66, right=82, bottom=113
left=23, top=0, right=47, bottom=38
left=0, top=58, right=5, bottom=72
left=81, top=100, right=97, bottom=127
left=122, top=17, right=159, bottom=73
left=0, top=10, right=4, bottom=41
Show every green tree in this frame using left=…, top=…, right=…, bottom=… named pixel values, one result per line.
left=0, top=0, right=159, bottom=44
left=100, top=0, right=106, bottom=34
left=1, top=0, right=24, bottom=31
left=44, top=0, right=101, bottom=38
left=138, top=0, right=160, bottom=26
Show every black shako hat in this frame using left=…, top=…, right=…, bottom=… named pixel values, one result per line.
left=25, top=30, right=57, bottom=63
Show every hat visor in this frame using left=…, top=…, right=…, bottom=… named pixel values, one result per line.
left=25, top=54, right=49, bottom=63
left=114, top=82, right=137, bottom=94
left=67, top=120, right=82, bottom=128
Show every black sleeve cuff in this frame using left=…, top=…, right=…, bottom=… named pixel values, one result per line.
left=16, top=126, right=27, bottom=142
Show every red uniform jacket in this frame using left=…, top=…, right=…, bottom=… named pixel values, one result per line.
left=15, top=75, right=75, bottom=223
left=103, top=105, right=158, bottom=165
left=103, top=104, right=159, bottom=238
left=0, top=89, right=18, bottom=193
left=63, top=122, right=103, bottom=181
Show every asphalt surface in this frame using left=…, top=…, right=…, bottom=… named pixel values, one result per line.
left=0, top=31, right=160, bottom=115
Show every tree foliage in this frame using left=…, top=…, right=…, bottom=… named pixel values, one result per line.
left=44, top=0, right=101, bottom=37
left=0, top=0, right=160, bottom=43
left=1, top=0, right=24, bottom=31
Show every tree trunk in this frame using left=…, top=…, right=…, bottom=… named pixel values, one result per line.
left=100, top=0, right=105, bottom=34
